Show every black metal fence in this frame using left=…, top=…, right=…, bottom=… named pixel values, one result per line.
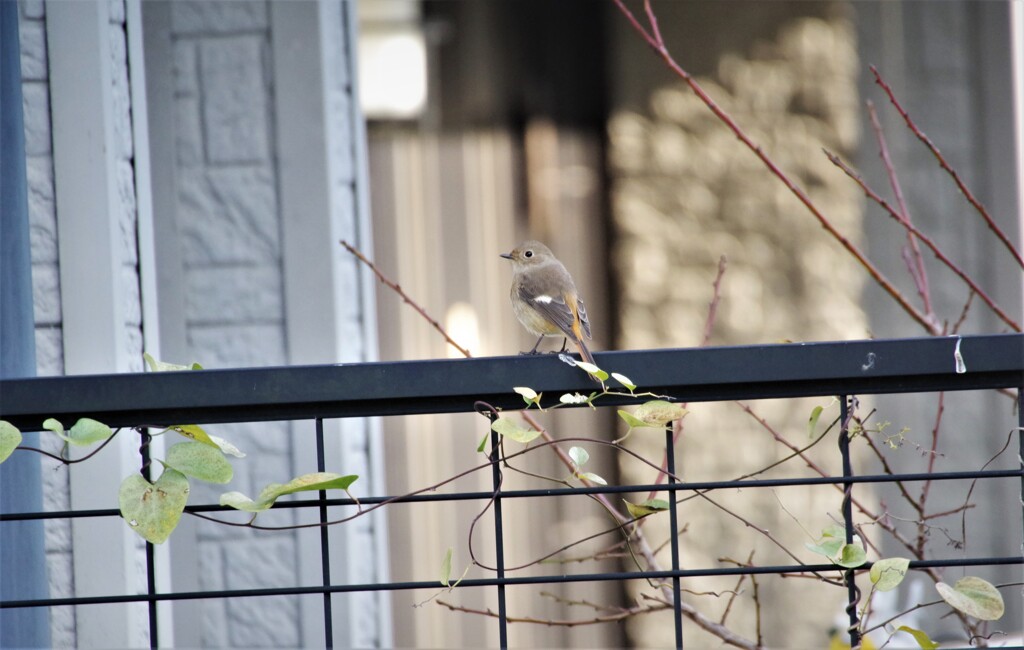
left=2, top=333, right=1022, bottom=648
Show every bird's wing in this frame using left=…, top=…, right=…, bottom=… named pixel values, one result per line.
left=517, top=284, right=590, bottom=342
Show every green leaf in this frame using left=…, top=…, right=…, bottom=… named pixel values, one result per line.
left=836, top=543, right=866, bottom=568
left=936, top=576, right=1004, bottom=621
left=870, top=557, right=910, bottom=592
left=806, top=525, right=852, bottom=562
left=624, top=498, right=669, bottom=518
left=574, top=360, right=609, bottom=381
left=632, top=400, right=687, bottom=427
left=220, top=472, right=359, bottom=513
left=808, top=404, right=824, bottom=438
left=440, top=548, right=453, bottom=587
left=47, top=418, right=113, bottom=446
left=617, top=410, right=647, bottom=429
left=165, top=441, right=233, bottom=484
left=209, top=434, right=245, bottom=458
left=218, top=491, right=267, bottom=513
left=0, top=421, right=23, bottom=464
left=579, top=471, right=607, bottom=485
left=896, top=625, right=939, bottom=650
left=513, top=386, right=540, bottom=406
left=568, top=446, right=589, bottom=469
left=144, top=352, right=203, bottom=372
left=490, top=417, right=541, bottom=444
left=477, top=433, right=489, bottom=453
left=805, top=540, right=844, bottom=559
left=610, top=372, right=636, bottom=391
left=119, top=468, right=190, bottom=544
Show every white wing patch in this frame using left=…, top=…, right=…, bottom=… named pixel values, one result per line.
left=533, top=295, right=554, bottom=304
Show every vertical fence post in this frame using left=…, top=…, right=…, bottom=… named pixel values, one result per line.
left=1018, top=388, right=1023, bottom=565
left=665, top=425, right=684, bottom=650
left=838, top=396, right=860, bottom=647
left=478, top=404, right=508, bottom=650
left=315, top=418, right=334, bottom=649
left=139, top=429, right=158, bottom=650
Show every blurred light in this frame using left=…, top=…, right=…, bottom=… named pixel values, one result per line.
left=444, top=302, right=480, bottom=358
left=358, top=28, right=427, bottom=119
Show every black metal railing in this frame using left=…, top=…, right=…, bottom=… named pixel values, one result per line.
left=1, top=333, right=1022, bottom=649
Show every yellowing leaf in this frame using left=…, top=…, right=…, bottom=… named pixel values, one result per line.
left=936, top=576, right=1004, bottom=621
left=0, top=421, right=23, bottom=464
left=624, top=498, right=669, bottom=518
left=169, top=424, right=218, bottom=448
left=440, top=548, right=453, bottom=587
left=808, top=405, right=824, bottom=438
left=144, top=353, right=203, bottom=372
left=490, top=417, right=541, bottom=444
left=896, top=625, right=939, bottom=649
left=836, top=544, right=866, bottom=568
left=119, top=468, right=190, bottom=544
left=633, top=400, right=687, bottom=427
left=869, top=557, right=910, bottom=592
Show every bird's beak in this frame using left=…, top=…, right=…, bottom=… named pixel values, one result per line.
left=499, top=252, right=513, bottom=260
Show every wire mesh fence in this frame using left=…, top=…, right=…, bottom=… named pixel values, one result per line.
left=1, top=334, right=1022, bottom=648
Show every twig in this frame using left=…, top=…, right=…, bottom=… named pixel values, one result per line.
left=823, top=151, right=1020, bottom=332
left=702, top=256, right=727, bottom=347
left=611, top=0, right=937, bottom=334
left=339, top=239, right=473, bottom=357
left=867, top=100, right=933, bottom=317
left=871, top=66, right=1024, bottom=270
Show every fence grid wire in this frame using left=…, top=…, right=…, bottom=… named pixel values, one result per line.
left=1, top=333, right=1022, bottom=649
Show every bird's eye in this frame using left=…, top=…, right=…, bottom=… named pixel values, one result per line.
left=524, top=250, right=533, bottom=258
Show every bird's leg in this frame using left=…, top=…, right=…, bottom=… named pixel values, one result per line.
left=558, top=338, right=568, bottom=353
left=520, top=335, right=546, bottom=355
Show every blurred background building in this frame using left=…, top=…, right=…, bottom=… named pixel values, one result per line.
left=7, top=0, right=1022, bottom=647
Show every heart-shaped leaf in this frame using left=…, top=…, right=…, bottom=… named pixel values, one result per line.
left=0, top=421, right=23, bottom=463
left=165, top=441, right=233, bottom=484
left=836, top=543, right=866, bottom=568
left=568, top=446, right=589, bottom=469
left=490, top=417, right=541, bottom=444
left=44, top=418, right=113, bottom=446
left=936, top=576, right=1004, bottom=621
left=632, top=400, right=687, bottom=427
left=870, top=557, right=910, bottom=592
left=119, top=468, right=190, bottom=544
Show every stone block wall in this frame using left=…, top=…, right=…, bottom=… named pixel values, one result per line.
left=607, top=4, right=867, bottom=647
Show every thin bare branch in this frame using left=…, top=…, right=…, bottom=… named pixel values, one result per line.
left=823, top=151, right=1020, bottom=332
left=871, top=66, right=1024, bottom=270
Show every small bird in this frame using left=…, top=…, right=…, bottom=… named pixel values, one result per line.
left=500, top=241, right=596, bottom=366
